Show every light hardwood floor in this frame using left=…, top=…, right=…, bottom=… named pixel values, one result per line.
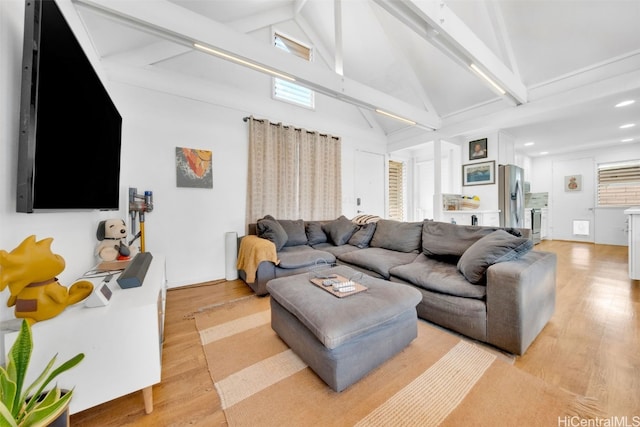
left=70, top=240, right=639, bottom=426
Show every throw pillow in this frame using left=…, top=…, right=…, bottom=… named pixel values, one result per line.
left=369, top=219, right=423, bottom=253
left=306, top=221, right=328, bottom=245
left=277, top=219, right=307, bottom=246
left=422, top=221, right=521, bottom=258
left=256, top=215, right=288, bottom=251
left=351, top=214, right=381, bottom=225
left=348, top=223, right=377, bottom=248
left=457, top=230, right=534, bottom=284
left=322, top=215, right=358, bottom=245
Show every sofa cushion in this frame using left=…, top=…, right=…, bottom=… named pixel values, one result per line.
left=370, top=219, right=422, bottom=253
left=457, top=230, right=534, bottom=284
left=277, top=245, right=335, bottom=269
left=348, top=223, right=377, bottom=248
left=337, top=247, right=418, bottom=279
left=422, top=221, right=524, bottom=259
left=277, top=219, right=308, bottom=247
left=306, top=221, right=328, bottom=245
left=312, top=242, right=361, bottom=257
left=389, top=254, right=486, bottom=300
left=322, top=215, right=359, bottom=245
left=257, top=215, right=288, bottom=251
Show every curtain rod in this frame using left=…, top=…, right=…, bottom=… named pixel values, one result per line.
left=242, top=116, right=339, bottom=140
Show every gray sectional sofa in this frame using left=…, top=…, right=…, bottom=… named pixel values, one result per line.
left=238, top=215, right=557, bottom=355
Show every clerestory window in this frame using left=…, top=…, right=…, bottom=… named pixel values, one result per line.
left=273, top=32, right=314, bottom=109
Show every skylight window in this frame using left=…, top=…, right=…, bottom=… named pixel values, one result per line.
left=273, top=32, right=314, bottom=109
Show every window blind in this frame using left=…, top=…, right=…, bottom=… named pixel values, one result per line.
left=597, top=161, right=640, bottom=206
left=273, top=33, right=314, bottom=108
left=389, top=160, right=404, bottom=221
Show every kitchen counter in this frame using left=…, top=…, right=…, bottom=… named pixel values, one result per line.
left=625, top=208, right=640, bottom=279
left=440, top=210, right=500, bottom=226
left=442, top=210, right=501, bottom=213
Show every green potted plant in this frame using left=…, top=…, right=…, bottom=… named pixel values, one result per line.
left=0, top=319, right=84, bottom=427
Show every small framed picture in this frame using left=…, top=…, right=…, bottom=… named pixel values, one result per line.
left=565, top=175, right=582, bottom=192
left=469, top=138, right=488, bottom=160
left=176, top=147, right=213, bottom=189
left=463, top=161, right=495, bottom=186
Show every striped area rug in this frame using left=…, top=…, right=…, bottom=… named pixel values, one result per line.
left=195, top=296, right=602, bottom=427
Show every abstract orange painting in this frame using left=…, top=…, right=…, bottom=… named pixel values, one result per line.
left=176, top=147, right=213, bottom=188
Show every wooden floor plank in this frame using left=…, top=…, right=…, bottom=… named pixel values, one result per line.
left=70, top=241, right=639, bottom=424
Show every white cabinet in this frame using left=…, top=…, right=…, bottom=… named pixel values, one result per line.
left=2, top=254, right=167, bottom=414
left=541, top=208, right=549, bottom=239
left=441, top=210, right=500, bottom=226
left=625, top=208, right=640, bottom=279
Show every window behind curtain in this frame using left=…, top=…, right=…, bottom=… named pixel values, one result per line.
left=389, top=160, right=404, bottom=221
left=597, top=160, right=640, bottom=206
left=246, top=117, right=341, bottom=224
left=273, top=32, right=314, bottom=109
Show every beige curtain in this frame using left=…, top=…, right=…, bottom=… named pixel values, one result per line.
left=246, top=117, right=341, bottom=223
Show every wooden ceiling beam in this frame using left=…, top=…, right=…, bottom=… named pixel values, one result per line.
left=373, top=0, right=527, bottom=105
left=74, top=0, right=441, bottom=130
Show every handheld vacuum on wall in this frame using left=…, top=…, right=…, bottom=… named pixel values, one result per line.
left=106, top=188, right=156, bottom=290
left=129, top=187, right=153, bottom=253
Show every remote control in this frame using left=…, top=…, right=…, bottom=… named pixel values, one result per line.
left=332, top=281, right=355, bottom=292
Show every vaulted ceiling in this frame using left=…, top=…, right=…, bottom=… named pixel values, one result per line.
left=72, top=0, right=640, bottom=157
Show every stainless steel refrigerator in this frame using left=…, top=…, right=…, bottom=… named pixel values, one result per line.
left=498, top=164, right=525, bottom=228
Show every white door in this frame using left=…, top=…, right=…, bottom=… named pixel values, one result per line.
left=551, top=158, right=595, bottom=242
left=354, top=151, right=385, bottom=217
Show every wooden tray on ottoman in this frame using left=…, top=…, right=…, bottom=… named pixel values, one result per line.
left=309, top=274, right=367, bottom=298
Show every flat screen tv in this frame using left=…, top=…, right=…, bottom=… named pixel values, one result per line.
left=17, top=0, right=122, bottom=213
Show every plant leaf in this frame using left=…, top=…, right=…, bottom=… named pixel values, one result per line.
left=0, top=368, right=17, bottom=414
left=20, top=389, right=72, bottom=427
left=26, top=353, right=83, bottom=413
left=20, top=356, right=57, bottom=414
left=0, top=402, right=19, bottom=427
left=6, top=320, right=31, bottom=418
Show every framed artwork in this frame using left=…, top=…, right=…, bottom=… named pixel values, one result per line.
left=176, top=147, right=213, bottom=188
left=463, top=161, right=495, bottom=186
left=565, top=175, right=582, bottom=192
left=469, top=138, right=488, bottom=160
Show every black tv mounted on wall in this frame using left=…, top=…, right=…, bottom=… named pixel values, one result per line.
left=17, top=0, right=122, bottom=213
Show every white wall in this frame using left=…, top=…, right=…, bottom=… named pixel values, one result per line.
left=531, top=144, right=640, bottom=244
left=0, top=0, right=388, bottom=326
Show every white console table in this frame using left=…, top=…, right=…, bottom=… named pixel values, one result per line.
left=625, top=208, right=640, bottom=280
left=2, top=253, right=166, bottom=415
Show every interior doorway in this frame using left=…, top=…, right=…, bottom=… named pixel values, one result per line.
left=354, top=150, right=385, bottom=218
left=551, top=158, right=595, bottom=242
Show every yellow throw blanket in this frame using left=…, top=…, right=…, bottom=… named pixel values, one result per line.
left=236, top=235, right=279, bottom=283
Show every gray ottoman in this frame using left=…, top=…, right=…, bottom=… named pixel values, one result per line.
left=266, top=265, right=422, bottom=392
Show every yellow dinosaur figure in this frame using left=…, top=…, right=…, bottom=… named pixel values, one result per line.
left=0, top=235, right=93, bottom=325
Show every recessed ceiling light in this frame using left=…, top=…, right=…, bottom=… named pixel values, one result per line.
left=615, top=100, right=635, bottom=108
left=524, top=142, right=535, bottom=146
left=620, top=123, right=636, bottom=129
left=622, top=138, right=634, bottom=142
left=540, top=151, right=549, bottom=155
